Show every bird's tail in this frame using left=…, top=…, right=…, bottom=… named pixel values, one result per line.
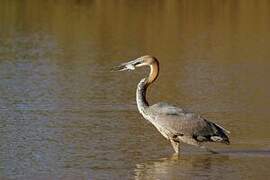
left=211, top=122, right=230, bottom=145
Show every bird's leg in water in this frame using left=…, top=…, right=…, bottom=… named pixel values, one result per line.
left=170, top=139, right=180, bottom=154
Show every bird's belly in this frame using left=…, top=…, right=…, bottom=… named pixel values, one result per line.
left=142, top=114, right=171, bottom=139
left=153, top=124, right=171, bottom=140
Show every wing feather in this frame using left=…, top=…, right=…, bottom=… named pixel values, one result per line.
left=147, top=103, right=230, bottom=144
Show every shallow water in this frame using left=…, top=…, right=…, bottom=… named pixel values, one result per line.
left=1, top=0, right=270, bottom=179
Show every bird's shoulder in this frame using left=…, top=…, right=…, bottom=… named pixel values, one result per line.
left=149, top=102, right=200, bottom=120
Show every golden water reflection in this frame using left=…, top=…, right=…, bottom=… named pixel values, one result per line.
left=134, top=151, right=270, bottom=180
left=1, top=0, right=270, bottom=179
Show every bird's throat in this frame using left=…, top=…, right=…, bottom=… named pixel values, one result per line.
left=146, top=61, right=159, bottom=86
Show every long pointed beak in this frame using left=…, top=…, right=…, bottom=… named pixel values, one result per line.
left=111, top=58, right=141, bottom=72
left=111, top=63, right=135, bottom=72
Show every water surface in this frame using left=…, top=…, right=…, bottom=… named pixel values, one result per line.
left=1, top=0, right=270, bottom=179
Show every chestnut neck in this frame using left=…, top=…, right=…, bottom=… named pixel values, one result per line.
left=136, top=59, right=159, bottom=114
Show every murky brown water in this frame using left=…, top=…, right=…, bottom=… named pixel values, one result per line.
left=1, top=0, right=270, bottom=179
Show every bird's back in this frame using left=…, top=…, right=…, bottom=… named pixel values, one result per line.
left=146, top=102, right=230, bottom=145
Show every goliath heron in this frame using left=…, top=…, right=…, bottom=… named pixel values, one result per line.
left=113, top=55, right=230, bottom=154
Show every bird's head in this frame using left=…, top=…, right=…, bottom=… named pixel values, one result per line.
left=112, top=55, right=157, bottom=72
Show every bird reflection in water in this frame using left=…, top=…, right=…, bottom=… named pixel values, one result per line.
left=134, top=153, right=230, bottom=180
